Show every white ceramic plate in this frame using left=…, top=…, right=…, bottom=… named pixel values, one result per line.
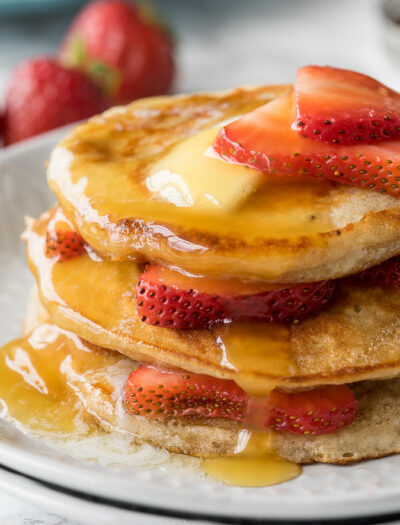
left=3, top=128, right=400, bottom=524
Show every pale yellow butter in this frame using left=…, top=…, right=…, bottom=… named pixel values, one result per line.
left=146, top=128, right=263, bottom=211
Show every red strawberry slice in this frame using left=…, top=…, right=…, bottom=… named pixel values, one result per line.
left=45, top=226, right=87, bottom=262
left=294, top=66, right=400, bottom=145
left=213, top=91, right=400, bottom=198
left=136, top=264, right=336, bottom=329
left=354, top=255, right=400, bottom=288
left=123, top=364, right=358, bottom=435
left=266, top=385, right=358, bottom=435
left=124, top=364, right=247, bottom=421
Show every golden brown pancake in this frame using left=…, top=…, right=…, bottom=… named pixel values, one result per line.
left=47, top=87, right=400, bottom=283
left=18, top=313, right=400, bottom=465
left=26, top=209, right=400, bottom=392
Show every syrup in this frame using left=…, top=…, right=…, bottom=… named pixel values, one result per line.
left=0, top=323, right=133, bottom=434
left=0, top=323, right=300, bottom=487
left=26, top=212, right=297, bottom=397
left=23, top=213, right=302, bottom=487
left=0, top=324, right=93, bottom=433
left=215, top=322, right=294, bottom=396
left=204, top=325, right=300, bottom=486
left=47, top=87, right=340, bottom=280
left=201, top=431, right=301, bottom=487
left=51, top=142, right=335, bottom=241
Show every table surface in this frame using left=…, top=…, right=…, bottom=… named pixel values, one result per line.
left=1, top=0, right=400, bottom=522
left=0, top=490, right=77, bottom=524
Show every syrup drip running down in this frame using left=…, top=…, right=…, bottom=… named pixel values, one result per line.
left=202, top=322, right=301, bottom=487
left=202, top=431, right=301, bottom=487
left=216, top=322, right=294, bottom=396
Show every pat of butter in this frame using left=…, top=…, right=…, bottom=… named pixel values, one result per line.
left=146, top=128, right=263, bottom=211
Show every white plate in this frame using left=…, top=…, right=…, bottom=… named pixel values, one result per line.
left=3, top=128, right=400, bottom=523
left=0, top=464, right=215, bottom=525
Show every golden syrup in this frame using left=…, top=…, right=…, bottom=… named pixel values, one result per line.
left=0, top=324, right=90, bottom=433
left=0, top=323, right=129, bottom=435
left=1, top=322, right=301, bottom=487
left=26, top=213, right=298, bottom=397
left=26, top=217, right=301, bottom=488
left=46, top=87, right=341, bottom=280
left=201, top=431, right=301, bottom=487
left=50, top=138, right=335, bottom=242
left=203, top=323, right=300, bottom=486
left=142, top=264, right=285, bottom=296
left=215, top=322, right=295, bottom=397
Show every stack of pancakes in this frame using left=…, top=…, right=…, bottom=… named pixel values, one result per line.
left=18, top=85, right=400, bottom=466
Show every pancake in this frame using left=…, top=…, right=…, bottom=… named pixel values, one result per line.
left=67, top=352, right=400, bottom=464
left=23, top=284, right=50, bottom=335
left=47, top=87, right=400, bottom=283
left=26, top=209, right=400, bottom=391
left=16, top=312, right=400, bottom=465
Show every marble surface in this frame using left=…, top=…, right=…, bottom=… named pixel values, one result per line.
left=0, top=492, right=77, bottom=524
left=0, top=0, right=400, bottom=523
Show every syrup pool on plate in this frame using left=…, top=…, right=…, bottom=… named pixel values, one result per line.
left=0, top=323, right=97, bottom=433
left=201, top=430, right=301, bottom=487
left=0, top=321, right=301, bottom=488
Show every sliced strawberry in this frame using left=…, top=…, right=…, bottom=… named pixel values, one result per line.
left=294, top=66, right=400, bottom=145
left=123, top=364, right=358, bottom=435
left=136, top=264, right=336, bottom=329
left=124, top=364, right=247, bottom=421
left=45, top=226, right=87, bottom=262
left=354, top=255, right=400, bottom=288
left=213, top=91, right=400, bottom=198
left=266, top=385, right=358, bottom=435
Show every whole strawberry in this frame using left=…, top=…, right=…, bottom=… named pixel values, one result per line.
left=60, top=0, right=175, bottom=104
left=0, top=111, right=4, bottom=146
left=3, top=58, right=109, bottom=146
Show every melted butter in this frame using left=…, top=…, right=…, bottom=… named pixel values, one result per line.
left=201, top=431, right=301, bottom=487
left=146, top=128, right=263, bottom=211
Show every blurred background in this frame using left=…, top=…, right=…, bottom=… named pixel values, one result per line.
left=0, top=0, right=399, bottom=145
